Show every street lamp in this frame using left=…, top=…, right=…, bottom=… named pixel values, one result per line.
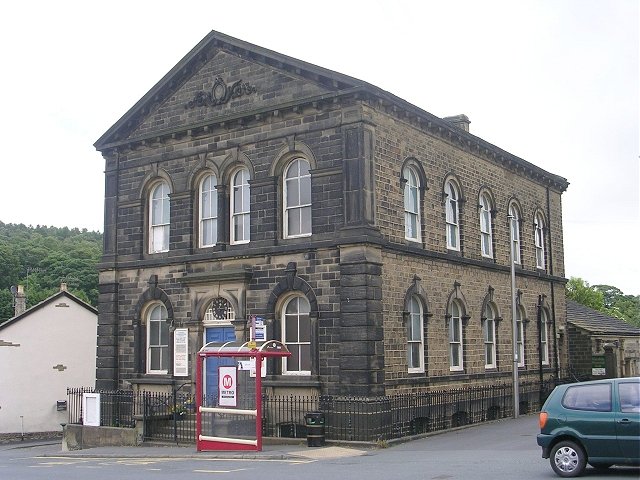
left=509, top=214, right=520, bottom=418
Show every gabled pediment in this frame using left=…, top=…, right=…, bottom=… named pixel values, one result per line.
left=94, top=30, right=366, bottom=150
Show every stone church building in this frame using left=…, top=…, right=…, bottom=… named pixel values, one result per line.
left=94, top=31, right=569, bottom=399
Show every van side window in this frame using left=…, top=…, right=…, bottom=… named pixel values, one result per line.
left=619, top=383, right=640, bottom=413
left=562, top=383, right=612, bottom=412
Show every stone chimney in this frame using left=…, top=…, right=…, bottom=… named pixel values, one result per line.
left=443, top=114, right=471, bottom=132
left=14, top=285, right=26, bottom=317
left=60, top=283, right=68, bottom=292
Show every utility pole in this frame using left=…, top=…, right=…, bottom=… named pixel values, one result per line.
left=509, top=214, right=520, bottom=418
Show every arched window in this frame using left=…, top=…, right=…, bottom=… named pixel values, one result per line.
left=534, top=213, right=546, bottom=270
left=199, top=174, right=218, bottom=247
left=480, top=193, right=493, bottom=258
left=147, top=304, right=169, bottom=374
left=403, top=166, right=421, bottom=241
left=540, top=308, right=549, bottom=365
left=445, top=181, right=460, bottom=250
left=516, top=305, right=525, bottom=367
left=282, top=295, right=311, bottom=375
left=449, top=300, right=464, bottom=371
left=231, top=168, right=250, bottom=244
left=284, top=158, right=312, bottom=238
left=484, top=303, right=497, bottom=369
left=407, top=295, right=424, bottom=373
left=508, top=204, right=521, bottom=264
left=149, top=181, right=170, bottom=253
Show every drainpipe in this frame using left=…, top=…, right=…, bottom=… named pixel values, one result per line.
left=546, top=186, right=560, bottom=380
left=537, top=295, right=544, bottom=404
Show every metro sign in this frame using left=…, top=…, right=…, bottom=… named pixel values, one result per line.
left=218, top=366, right=237, bottom=407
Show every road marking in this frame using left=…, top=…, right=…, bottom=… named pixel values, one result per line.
left=194, top=468, right=248, bottom=473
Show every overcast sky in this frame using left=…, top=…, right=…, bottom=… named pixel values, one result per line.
left=0, top=0, right=637, bottom=295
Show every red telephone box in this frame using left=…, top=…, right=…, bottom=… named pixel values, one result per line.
left=196, top=340, right=290, bottom=452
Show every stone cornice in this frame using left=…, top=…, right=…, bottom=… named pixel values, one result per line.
left=94, top=29, right=568, bottom=193
left=181, top=267, right=253, bottom=285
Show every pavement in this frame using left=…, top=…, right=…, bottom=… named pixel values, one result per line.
left=0, top=438, right=372, bottom=461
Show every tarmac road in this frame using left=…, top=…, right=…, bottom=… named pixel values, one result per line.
left=0, top=414, right=638, bottom=480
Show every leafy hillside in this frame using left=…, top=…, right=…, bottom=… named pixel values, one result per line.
left=0, top=222, right=102, bottom=323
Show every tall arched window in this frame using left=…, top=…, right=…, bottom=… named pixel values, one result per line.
left=540, top=308, right=549, bottom=365
left=147, top=304, right=169, bottom=374
left=484, top=303, right=497, bottom=369
left=407, top=296, right=424, bottom=373
left=480, top=193, right=493, bottom=258
left=284, top=158, right=312, bottom=238
left=231, top=168, right=250, bottom=244
left=403, top=166, right=421, bottom=241
left=282, top=295, right=311, bottom=375
left=200, top=174, right=218, bottom=247
left=516, top=306, right=525, bottom=367
left=535, top=213, right=546, bottom=270
left=149, top=181, right=170, bottom=253
left=508, top=204, right=521, bottom=264
left=449, top=300, right=464, bottom=371
left=445, top=181, right=460, bottom=250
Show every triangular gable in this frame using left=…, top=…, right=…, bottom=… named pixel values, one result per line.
left=94, top=30, right=366, bottom=150
left=0, top=290, right=98, bottom=332
left=94, top=31, right=569, bottom=192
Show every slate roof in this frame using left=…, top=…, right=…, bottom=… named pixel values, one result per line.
left=566, top=299, right=640, bottom=336
left=0, top=289, right=97, bottom=332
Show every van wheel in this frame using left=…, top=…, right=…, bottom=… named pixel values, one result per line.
left=550, top=441, right=587, bottom=477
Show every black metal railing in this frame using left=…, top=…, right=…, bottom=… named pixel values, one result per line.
left=67, top=377, right=564, bottom=444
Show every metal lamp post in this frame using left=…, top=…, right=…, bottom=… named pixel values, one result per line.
left=509, top=214, right=520, bottom=418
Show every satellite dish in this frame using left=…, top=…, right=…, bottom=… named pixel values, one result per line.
left=10, top=285, right=17, bottom=297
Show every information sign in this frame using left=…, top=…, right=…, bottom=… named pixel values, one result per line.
left=218, top=366, right=237, bottom=407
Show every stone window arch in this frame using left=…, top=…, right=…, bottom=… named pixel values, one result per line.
left=443, top=174, right=464, bottom=252
left=283, top=157, right=312, bottom=238
left=198, top=172, right=219, bottom=248
left=266, top=262, right=319, bottom=376
left=534, top=210, right=547, bottom=270
left=480, top=286, right=502, bottom=370
left=402, top=275, right=431, bottom=374
left=445, top=282, right=470, bottom=372
left=478, top=188, right=496, bottom=259
left=507, top=200, right=523, bottom=265
left=401, top=158, right=427, bottom=243
left=134, top=275, right=174, bottom=375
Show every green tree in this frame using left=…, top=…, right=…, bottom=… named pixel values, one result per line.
left=566, top=277, right=605, bottom=311
left=0, top=222, right=102, bottom=324
left=593, top=284, right=640, bottom=328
